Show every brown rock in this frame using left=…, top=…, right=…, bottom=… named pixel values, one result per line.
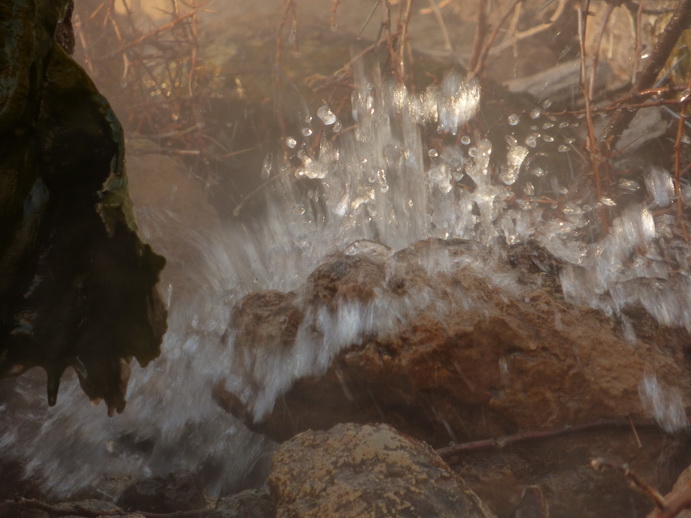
left=268, top=423, right=496, bottom=518
left=221, top=238, right=691, bottom=445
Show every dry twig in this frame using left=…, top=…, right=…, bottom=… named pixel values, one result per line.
left=577, top=0, right=609, bottom=232
left=602, top=0, right=691, bottom=148
left=436, top=417, right=670, bottom=460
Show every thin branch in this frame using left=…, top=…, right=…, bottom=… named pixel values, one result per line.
left=578, top=1, right=609, bottom=232
left=603, top=0, right=691, bottom=148
left=588, top=2, right=615, bottom=101
left=425, top=0, right=452, bottom=51
left=673, top=84, right=691, bottom=241
left=470, top=0, right=522, bottom=79
left=591, top=458, right=667, bottom=508
left=467, top=0, right=487, bottom=74
left=489, top=0, right=567, bottom=56
left=649, top=482, right=691, bottom=518
left=437, top=417, right=665, bottom=460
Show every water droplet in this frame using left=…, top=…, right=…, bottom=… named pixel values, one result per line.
left=333, top=121, right=343, bottom=132
left=683, top=134, right=691, bottom=144
left=505, top=135, right=518, bottom=146
left=428, top=148, right=439, bottom=158
left=542, top=122, right=554, bottom=129
left=261, top=153, right=273, bottom=179
left=531, top=167, right=545, bottom=177
left=601, top=197, right=616, bottom=206
left=302, top=127, right=313, bottom=137
left=618, top=179, right=640, bottom=191
left=286, top=137, right=297, bottom=148
left=508, top=113, right=520, bottom=126
left=468, top=147, right=478, bottom=157
left=460, top=135, right=471, bottom=145
left=530, top=108, right=541, bottom=119
left=558, top=144, right=569, bottom=152
left=543, top=134, right=554, bottom=143
left=408, top=200, right=414, bottom=207
left=317, top=104, right=337, bottom=125
left=524, top=182, right=535, bottom=196
left=542, top=99, right=552, bottom=109
left=559, top=121, right=570, bottom=129
left=525, top=134, right=538, bottom=148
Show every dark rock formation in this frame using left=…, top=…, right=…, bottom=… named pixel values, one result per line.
left=269, top=422, right=496, bottom=518
left=0, top=0, right=166, bottom=413
left=212, top=490, right=274, bottom=518
left=116, top=470, right=206, bottom=513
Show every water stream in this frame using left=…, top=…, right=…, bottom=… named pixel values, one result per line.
left=1, top=53, right=690, bottom=498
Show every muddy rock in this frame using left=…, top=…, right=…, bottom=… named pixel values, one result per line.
left=268, top=422, right=496, bottom=518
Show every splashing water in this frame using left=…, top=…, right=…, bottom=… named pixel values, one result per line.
left=1, top=58, right=690, bottom=497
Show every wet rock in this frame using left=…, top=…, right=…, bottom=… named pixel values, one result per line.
left=268, top=422, right=496, bottom=518
left=116, top=471, right=207, bottom=513
left=221, top=238, right=691, bottom=445
left=212, top=489, right=274, bottom=518
left=0, top=500, right=125, bottom=518
left=0, top=0, right=166, bottom=413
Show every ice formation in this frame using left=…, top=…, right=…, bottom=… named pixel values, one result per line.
left=1, top=57, right=689, bottom=496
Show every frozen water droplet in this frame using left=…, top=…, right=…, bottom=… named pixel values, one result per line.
left=558, top=144, right=569, bottom=152
left=333, top=121, right=342, bottom=132
left=302, top=127, right=313, bottom=137
left=524, top=182, right=535, bottom=196
left=508, top=113, right=520, bottom=125
left=601, top=197, right=616, bottom=207
left=559, top=121, right=570, bottom=129
left=543, top=134, right=554, bottom=143
left=261, top=153, right=273, bottom=180
left=286, top=136, right=297, bottom=148
left=525, top=134, right=538, bottom=148
left=530, top=108, right=541, bottom=119
left=542, top=122, right=554, bottom=129
left=461, top=135, right=471, bottom=145
left=428, top=148, right=439, bottom=158
left=500, top=144, right=529, bottom=185
left=317, top=104, right=337, bottom=125
left=468, top=147, right=478, bottom=157
left=618, top=179, right=640, bottom=191
left=407, top=199, right=414, bottom=207
left=531, top=167, right=545, bottom=177
left=505, top=135, right=518, bottom=147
